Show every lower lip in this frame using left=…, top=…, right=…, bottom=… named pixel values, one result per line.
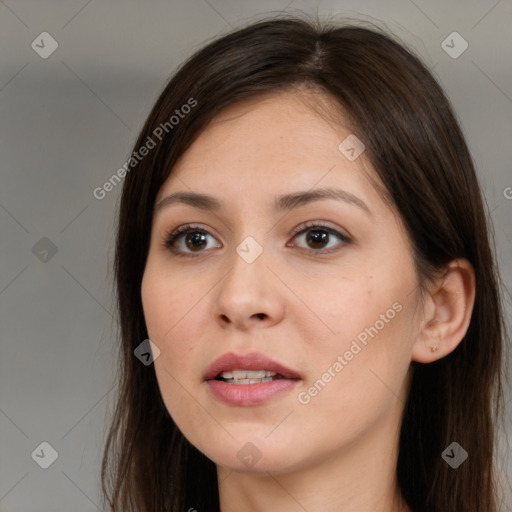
left=206, top=378, right=301, bottom=406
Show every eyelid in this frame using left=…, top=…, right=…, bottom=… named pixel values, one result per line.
left=290, top=219, right=351, bottom=239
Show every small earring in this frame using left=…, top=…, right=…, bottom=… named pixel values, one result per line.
left=429, top=344, right=439, bottom=353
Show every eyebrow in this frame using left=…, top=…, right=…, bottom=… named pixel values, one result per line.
left=154, top=187, right=372, bottom=216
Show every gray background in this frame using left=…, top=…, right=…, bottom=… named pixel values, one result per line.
left=1, top=0, right=511, bottom=511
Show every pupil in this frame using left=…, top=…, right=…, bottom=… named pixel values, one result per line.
left=307, top=230, right=328, bottom=249
left=186, top=232, right=207, bottom=251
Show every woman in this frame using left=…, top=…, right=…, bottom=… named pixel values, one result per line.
left=101, top=14, right=509, bottom=512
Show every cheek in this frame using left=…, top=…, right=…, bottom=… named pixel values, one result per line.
left=141, top=268, right=185, bottom=372
left=306, top=266, right=416, bottom=385
left=141, top=264, right=205, bottom=384
left=152, top=359, right=210, bottom=457
left=295, top=298, right=412, bottom=446
left=309, top=275, right=392, bottom=341
left=141, top=269, right=166, bottom=340
left=142, top=269, right=202, bottom=433
left=141, top=261, right=189, bottom=339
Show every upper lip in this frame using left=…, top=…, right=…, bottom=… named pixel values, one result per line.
left=203, top=352, right=302, bottom=381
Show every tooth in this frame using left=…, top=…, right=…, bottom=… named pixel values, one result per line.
left=219, top=370, right=279, bottom=379
left=225, top=377, right=274, bottom=384
left=231, top=370, right=266, bottom=379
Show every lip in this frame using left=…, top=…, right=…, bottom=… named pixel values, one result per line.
left=203, top=352, right=302, bottom=407
left=203, top=352, right=302, bottom=381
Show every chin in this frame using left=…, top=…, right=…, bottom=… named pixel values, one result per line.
left=207, top=443, right=304, bottom=475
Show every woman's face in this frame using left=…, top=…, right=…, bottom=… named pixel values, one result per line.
left=141, top=90, right=424, bottom=475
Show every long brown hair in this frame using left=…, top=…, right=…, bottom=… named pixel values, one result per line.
left=101, top=14, right=509, bottom=511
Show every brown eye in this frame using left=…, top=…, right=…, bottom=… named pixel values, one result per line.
left=305, top=229, right=330, bottom=249
left=290, top=222, right=351, bottom=254
left=183, top=232, right=208, bottom=251
left=164, top=225, right=221, bottom=256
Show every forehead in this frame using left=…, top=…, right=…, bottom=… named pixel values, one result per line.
left=158, top=90, right=379, bottom=199
left=191, top=90, right=346, bottom=154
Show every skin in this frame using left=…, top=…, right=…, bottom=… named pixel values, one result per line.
left=141, top=89, right=475, bottom=512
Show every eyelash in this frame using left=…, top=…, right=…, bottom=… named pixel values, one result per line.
left=162, top=221, right=352, bottom=258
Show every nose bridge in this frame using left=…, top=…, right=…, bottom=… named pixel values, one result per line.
left=213, top=230, right=281, bottom=327
left=223, top=233, right=269, bottom=298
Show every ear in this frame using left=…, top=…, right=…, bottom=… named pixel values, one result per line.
left=412, top=258, right=476, bottom=363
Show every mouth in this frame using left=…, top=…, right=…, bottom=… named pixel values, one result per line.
left=212, top=369, right=291, bottom=384
left=203, top=351, right=303, bottom=382
left=203, top=352, right=302, bottom=406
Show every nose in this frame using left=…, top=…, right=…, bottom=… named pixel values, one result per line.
left=213, top=244, right=284, bottom=331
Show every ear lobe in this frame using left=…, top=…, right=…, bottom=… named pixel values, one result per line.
left=411, top=258, right=476, bottom=364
